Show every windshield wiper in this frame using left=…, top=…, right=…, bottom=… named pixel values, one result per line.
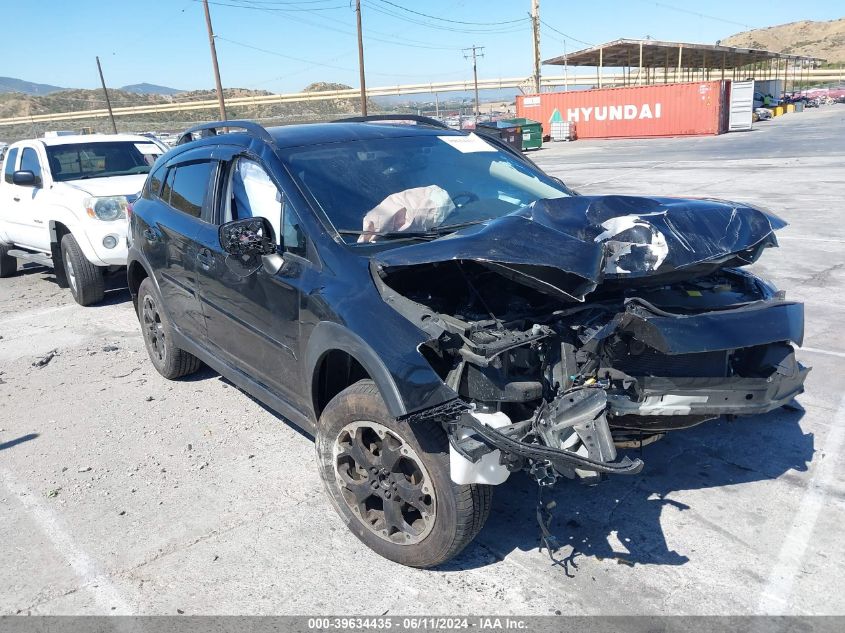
left=340, top=219, right=489, bottom=241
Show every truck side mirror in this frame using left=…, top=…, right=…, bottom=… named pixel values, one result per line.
left=12, top=170, right=39, bottom=187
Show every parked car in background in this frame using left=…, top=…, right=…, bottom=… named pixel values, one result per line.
left=0, top=133, right=166, bottom=304
left=128, top=118, right=807, bottom=567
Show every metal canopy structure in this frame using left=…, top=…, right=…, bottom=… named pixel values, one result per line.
left=542, top=39, right=825, bottom=91
left=543, top=39, right=824, bottom=70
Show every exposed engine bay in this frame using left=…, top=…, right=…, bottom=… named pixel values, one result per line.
left=372, top=195, right=809, bottom=487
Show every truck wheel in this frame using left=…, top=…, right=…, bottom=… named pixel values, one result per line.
left=0, top=244, right=17, bottom=278
left=60, top=234, right=104, bottom=306
left=137, top=277, right=202, bottom=379
left=316, top=379, right=491, bottom=568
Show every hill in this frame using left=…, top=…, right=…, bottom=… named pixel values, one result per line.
left=120, top=83, right=184, bottom=95
left=722, top=17, right=845, bottom=64
left=0, top=83, right=377, bottom=142
left=0, top=76, right=65, bottom=95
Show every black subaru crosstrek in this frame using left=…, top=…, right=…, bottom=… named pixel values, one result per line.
left=128, top=117, right=807, bottom=567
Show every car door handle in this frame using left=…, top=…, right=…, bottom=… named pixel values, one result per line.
left=196, top=250, right=214, bottom=269
left=13, top=196, right=20, bottom=202
left=143, top=228, right=159, bottom=242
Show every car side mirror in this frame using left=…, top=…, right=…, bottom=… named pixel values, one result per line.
left=218, top=217, right=277, bottom=257
left=13, top=170, right=38, bottom=187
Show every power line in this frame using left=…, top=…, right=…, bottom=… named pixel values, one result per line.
left=205, top=0, right=465, bottom=50
left=217, top=35, right=468, bottom=79
left=372, top=0, right=526, bottom=26
left=365, top=2, right=529, bottom=34
left=195, top=0, right=349, bottom=11
left=632, top=0, right=755, bottom=30
left=539, top=18, right=593, bottom=47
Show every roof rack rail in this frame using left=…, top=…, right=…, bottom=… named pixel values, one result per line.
left=332, top=114, right=450, bottom=131
left=176, top=120, right=274, bottom=146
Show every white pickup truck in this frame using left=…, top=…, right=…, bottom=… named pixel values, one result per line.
left=0, top=134, right=166, bottom=305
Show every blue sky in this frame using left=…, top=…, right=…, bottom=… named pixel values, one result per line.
left=4, top=0, right=843, bottom=93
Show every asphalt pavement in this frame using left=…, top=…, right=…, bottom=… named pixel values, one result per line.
left=1, top=106, right=843, bottom=615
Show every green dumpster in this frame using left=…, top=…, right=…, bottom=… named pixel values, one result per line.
left=501, top=117, right=543, bottom=150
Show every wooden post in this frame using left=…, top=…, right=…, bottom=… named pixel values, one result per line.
left=355, top=0, right=368, bottom=116
left=202, top=0, right=227, bottom=122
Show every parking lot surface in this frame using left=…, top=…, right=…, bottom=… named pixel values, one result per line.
left=1, top=107, right=844, bottom=615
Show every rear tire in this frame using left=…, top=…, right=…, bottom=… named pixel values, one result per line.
left=0, top=244, right=17, bottom=278
left=137, top=277, right=202, bottom=380
left=316, top=379, right=491, bottom=568
left=60, top=234, right=104, bottom=305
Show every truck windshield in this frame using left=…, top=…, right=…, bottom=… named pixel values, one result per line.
left=45, top=141, right=161, bottom=182
left=281, top=133, right=570, bottom=244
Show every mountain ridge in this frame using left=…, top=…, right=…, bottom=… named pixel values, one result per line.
left=722, top=17, right=845, bottom=64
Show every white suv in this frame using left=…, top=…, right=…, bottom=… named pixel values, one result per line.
left=0, top=133, right=165, bottom=305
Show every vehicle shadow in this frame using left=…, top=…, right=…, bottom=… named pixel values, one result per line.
left=447, top=406, right=812, bottom=573
left=16, top=264, right=132, bottom=305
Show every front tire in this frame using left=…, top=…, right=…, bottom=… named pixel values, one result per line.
left=137, top=277, right=202, bottom=379
left=316, top=379, right=491, bottom=568
left=0, top=244, right=17, bottom=278
left=60, top=234, right=104, bottom=305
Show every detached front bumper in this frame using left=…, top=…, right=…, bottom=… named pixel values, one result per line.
left=602, top=299, right=809, bottom=419
left=607, top=364, right=809, bottom=418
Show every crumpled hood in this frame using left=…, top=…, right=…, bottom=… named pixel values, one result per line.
left=61, top=174, right=147, bottom=198
left=373, top=195, right=786, bottom=301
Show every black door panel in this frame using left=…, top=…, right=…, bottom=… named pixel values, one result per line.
left=192, top=156, right=308, bottom=412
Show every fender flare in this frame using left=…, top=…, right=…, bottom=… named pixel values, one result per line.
left=47, top=212, right=105, bottom=266
left=305, top=321, right=407, bottom=420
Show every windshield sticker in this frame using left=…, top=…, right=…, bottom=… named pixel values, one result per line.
left=134, top=143, right=161, bottom=155
left=437, top=133, right=497, bottom=153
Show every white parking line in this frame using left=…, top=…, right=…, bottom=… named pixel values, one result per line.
left=0, top=467, right=133, bottom=614
left=778, top=237, right=845, bottom=244
left=800, top=346, right=845, bottom=359
left=0, top=304, right=77, bottom=326
left=756, top=394, right=845, bottom=614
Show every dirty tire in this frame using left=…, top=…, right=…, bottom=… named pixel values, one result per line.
left=316, top=379, right=491, bottom=568
left=0, top=244, right=17, bottom=278
left=137, top=277, right=202, bottom=380
left=60, top=233, right=104, bottom=305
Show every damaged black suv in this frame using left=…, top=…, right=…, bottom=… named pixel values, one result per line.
left=128, top=117, right=808, bottom=567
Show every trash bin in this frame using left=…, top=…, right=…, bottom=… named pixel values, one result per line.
left=476, top=117, right=543, bottom=151
left=503, top=117, right=543, bottom=150
left=475, top=120, right=523, bottom=153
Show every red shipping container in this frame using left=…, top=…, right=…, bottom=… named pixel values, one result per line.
left=517, top=81, right=728, bottom=139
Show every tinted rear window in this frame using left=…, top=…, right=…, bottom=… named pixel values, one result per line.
left=169, top=161, right=214, bottom=218
left=147, top=163, right=166, bottom=198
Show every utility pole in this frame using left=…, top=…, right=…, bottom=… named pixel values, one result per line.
left=531, top=0, right=541, bottom=94
left=355, top=0, right=368, bottom=116
left=463, top=45, right=485, bottom=122
left=202, top=0, right=227, bottom=123
left=96, top=56, right=118, bottom=134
